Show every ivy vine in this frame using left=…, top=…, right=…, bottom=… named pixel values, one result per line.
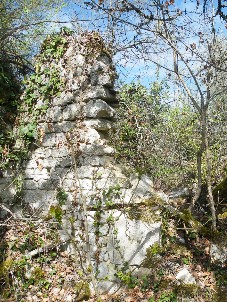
left=0, top=29, right=70, bottom=170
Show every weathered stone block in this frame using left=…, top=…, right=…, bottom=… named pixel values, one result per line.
left=79, top=179, right=93, bottom=191
left=78, top=155, right=114, bottom=167
left=31, top=147, right=52, bottom=159
left=62, top=178, right=77, bottom=191
left=23, top=159, right=38, bottom=169
left=24, top=168, right=36, bottom=180
left=210, top=242, right=227, bottom=266
left=38, top=178, right=59, bottom=190
left=74, top=54, right=86, bottom=67
left=45, top=106, right=63, bottom=122
left=32, top=168, right=50, bottom=181
left=51, top=147, right=70, bottom=158
left=90, top=61, right=113, bottom=87
left=80, top=128, right=101, bottom=144
left=63, top=103, right=81, bottom=120
left=79, top=143, right=114, bottom=156
left=77, top=166, right=96, bottom=178
left=83, top=119, right=114, bottom=131
left=57, top=157, right=72, bottom=168
left=23, top=180, right=39, bottom=190
left=54, top=121, right=74, bottom=133
left=42, top=133, right=56, bottom=147
left=52, top=92, right=75, bottom=106
left=85, top=99, right=115, bottom=118
left=176, top=267, right=196, bottom=284
left=0, top=176, right=12, bottom=185
left=84, top=87, right=117, bottom=102
left=97, top=54, right=111, bottom=65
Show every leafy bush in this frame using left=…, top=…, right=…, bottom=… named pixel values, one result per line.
left=112, top=82, right=199, bottom=190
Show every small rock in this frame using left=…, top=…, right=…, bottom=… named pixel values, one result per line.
left=210, top=243, right=227, bottom=266
left=31, top=296, right=38, bottom=302
left=37, top=291, right=43, bottom=297
left=169, top=187, right=191, bottom=199
left=176, top=267, right=196, bottom=284
left=66, top=294, right=73, bottom=301
left=60, top=288, right=66, bottom=296
left=52, top=287, right=61, bottom=296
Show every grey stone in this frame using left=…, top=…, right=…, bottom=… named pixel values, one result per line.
left=74, top=54, right=86, bottom=67
left=97, top=74, right=113, bottom=87
left=0, top=176, right=12, bottom=185
left=85, top=99, right=115, bottom=118
left=31, top=147, right=51, bottom=159
left=23, top=180, right=38, bottom=190
left=97, top=54, right=111, bottom=65
left=84, top=87, right=117, bottom=102
left=210, top=243, right=227, bottom=266
left=90, top=61, right=113, bottom=87
left=77, top=166, right=96, bottom=178
left=38, top=179, right=59, bottom=190
left=0, top=183, right=17, bottom=201
left=79, top=143, right=114, bottom=156
left=169, top=187, right=191, bottom=199
left=42, top=133, right=56, bottom=147
left=96, top=178, right=116, bottom=190
left=52, top=92, right=75, bottom=106
left=83, top=119, right=114, bottom=131
left=24, top=168, right=36, bottom=179
left=39, top=121, right=74, bottom=134
left=62, top=178, right=77, bottom=191
left=23, top=190, right=48, bottom=210
left=45, top=106, right=63, bottom=122
left=23, top=160, right=37, bottom=169
left=130, top=174, right=153, bottom=198
left=54, top=121, right=74, bottom=133
left=57, top=157, right=72, bottom=167
left=78, top=156, right=102, bottom=166
left=51, top=147, right=70, bottom=158
left=63, top=103, right=81, bottom=121
left=176, top=267, right=196, bottom=284
left=79, top=179, right=93, bottom=191
left=32, top=168, right=50, bottom=181
left=55, top=133, right=67, bottom=144
left=80, top=128, right=101, bottom=144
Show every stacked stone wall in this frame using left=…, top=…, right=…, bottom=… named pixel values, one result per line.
left=0, top=32, right=161, bottom=293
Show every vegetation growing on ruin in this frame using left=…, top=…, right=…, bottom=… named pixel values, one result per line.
left=0, top=0, right=227, bottom=301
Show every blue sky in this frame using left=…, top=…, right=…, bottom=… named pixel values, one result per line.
left=53, top=0, right=227, bottom=95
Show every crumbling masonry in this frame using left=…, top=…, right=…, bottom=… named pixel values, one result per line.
left=0, top=32, right=161, bottom=293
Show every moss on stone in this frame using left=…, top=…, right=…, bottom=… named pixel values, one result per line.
left=174, top=283, right=201, bottom=297
left=126, top=195, right=163, bottom=224
left=74, top=280, right=91, bottom=301
left=179, top=209, right=203, bottom=232
left=0, top=257, right=13, bottom=279
left=141, top=243, right=163, bottom=268
left=31, top=266, right=45, bottom=282
left=213, top=177, right=227, bottom=200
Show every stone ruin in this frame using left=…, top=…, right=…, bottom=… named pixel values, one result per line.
left=0, top=32, right=162, bottom=293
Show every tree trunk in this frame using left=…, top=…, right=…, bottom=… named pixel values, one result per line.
left=190, top=107, right=217, bottom=231
left=204, top=125, right=217, bottom=230
left=202, top=108, right=217, bottom=231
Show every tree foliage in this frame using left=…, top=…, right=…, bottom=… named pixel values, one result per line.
left=81, top=0, right=227, bottom=230
left=113, top=82, right=199, bottom=190
left=0, top=0, right=64, bottom=107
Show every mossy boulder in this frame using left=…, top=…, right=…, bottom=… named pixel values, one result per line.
left=213, top=177, right=227, bottom=202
